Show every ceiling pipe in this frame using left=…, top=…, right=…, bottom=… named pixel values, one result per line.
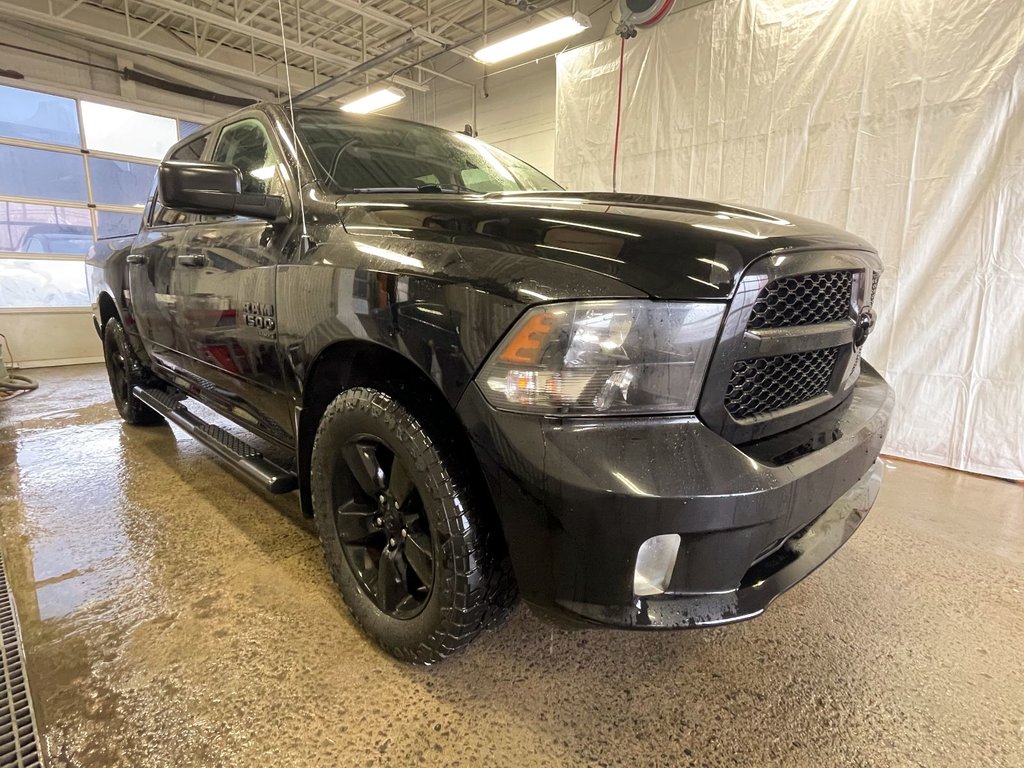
left=289, top=35, right=424, bottom=104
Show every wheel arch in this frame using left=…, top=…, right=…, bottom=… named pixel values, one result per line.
left=296, top=340, right=495, bottom=527
left=96, top=290, right=155, bottom=368
left=97, top=291, right=119, bottom=329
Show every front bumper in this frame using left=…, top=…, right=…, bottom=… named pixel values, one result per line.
left=457, top=363, right=893, bottom=629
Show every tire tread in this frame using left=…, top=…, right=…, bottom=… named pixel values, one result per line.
left=311, top=387, right=516, bottom=664
left=103, top=319, right=165, bottom=426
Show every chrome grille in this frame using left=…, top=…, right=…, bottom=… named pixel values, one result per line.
left=725, top=347, right=840, bottom=420
left=747, top=271, right=854, bottom=329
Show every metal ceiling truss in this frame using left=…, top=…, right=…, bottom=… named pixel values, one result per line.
left=4, top=0, right=562, bottom=103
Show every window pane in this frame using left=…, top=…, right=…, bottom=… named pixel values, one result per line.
left=212, top=119, right=281, bottom=195
left=0, top=200, right=92, bottom=254
left=0, top=145, right=87, bottom=202
left=179, top=120, right=204, bottom=139
left=0, top=258, right=89, bottom=308
left=0, top=84, right=81, bottom=146
left=170, top=134, right=208, bottom=162
left=88, top=157, right=156, bottom=206
left=96, top=210, right=143, bottom=239
left=80, top=101, right=178, bottom=160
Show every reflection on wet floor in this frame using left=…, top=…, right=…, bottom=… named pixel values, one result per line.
left=0, top=364, right=1022, bottom=767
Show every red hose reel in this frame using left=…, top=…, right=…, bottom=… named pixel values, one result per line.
left=617, top=0, right=675, bottom=37
left=623, top=0, right=675, bottom=27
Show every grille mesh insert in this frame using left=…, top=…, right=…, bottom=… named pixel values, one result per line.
left=725, top=347, right=840, bottom=419
left=748, top=271, right=854, bottom=329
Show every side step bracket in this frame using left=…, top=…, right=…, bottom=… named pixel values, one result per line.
left=133, top=385, right=298, bottom=494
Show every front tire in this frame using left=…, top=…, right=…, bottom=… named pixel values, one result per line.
left=103, top=318, right=164, bottom=426
left=311, top=387, right=515, bottom=664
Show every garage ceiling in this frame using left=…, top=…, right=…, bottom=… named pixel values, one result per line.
left=2, top=0, right=577, bottom=103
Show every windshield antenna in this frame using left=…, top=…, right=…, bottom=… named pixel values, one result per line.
left=276, top=0, right=311, bottom=257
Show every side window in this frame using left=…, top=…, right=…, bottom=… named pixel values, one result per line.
left=150, top=133, right=209, bottom=227
left=211, top=118, right=283, bottom=196
left=170, top=133, right=208, bottom=162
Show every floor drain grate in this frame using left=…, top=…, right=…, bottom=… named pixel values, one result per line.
left=0, top=554, right=42, bottom=768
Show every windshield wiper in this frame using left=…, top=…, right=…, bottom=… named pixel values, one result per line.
left=418, top=183, right=478, bottom=194
left=341, top=184, right=478, bottom=195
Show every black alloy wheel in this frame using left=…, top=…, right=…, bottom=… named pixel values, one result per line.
left=310, top=387, right=517, bottom=664
left=103, top=318, right=164, bottom=426
left=108, top=339, right=130, bottom=405
left=331, top=435, right=435, bottom=619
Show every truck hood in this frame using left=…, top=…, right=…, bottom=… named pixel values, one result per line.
left=336, top=190, right=876, bottom=300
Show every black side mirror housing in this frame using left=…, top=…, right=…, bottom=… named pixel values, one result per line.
left=158, top=161, right=287, bottom=223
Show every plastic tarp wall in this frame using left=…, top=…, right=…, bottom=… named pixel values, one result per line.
left=555, top=0, right=1024, bottom=479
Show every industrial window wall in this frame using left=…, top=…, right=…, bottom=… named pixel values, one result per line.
left=0, top=83, right=204, bottom=366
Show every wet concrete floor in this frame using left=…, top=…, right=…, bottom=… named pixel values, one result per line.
left=0, top=364, right=1021, bottom=767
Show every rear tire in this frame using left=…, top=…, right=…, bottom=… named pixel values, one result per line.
left=311, top=387, right=515, bottom=664
left=103, top=318, right=164, bottom=426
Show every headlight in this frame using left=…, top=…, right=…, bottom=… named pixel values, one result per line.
left=478, top=300, right=725, bottom=415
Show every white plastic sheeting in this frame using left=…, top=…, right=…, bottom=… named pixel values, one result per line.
left=555, top=0, right=1024, bottom=479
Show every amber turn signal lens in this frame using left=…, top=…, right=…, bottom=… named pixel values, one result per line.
left=498, top=311, right=556, bottom=365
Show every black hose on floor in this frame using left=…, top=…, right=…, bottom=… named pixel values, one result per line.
left=0, top=374, right=38, bottom=392
left=0, top=335, right=37, bottom=393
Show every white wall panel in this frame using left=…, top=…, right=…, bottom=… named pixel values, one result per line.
left=417, top=59, right=558, bottom=177
left=0, top=311, right=101, bottom=368
left=556, top=0, right=1024, bottom=479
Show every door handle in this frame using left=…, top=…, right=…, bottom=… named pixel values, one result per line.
left=177, top=253, right=208, bottom=268
left=126, top=253, right=146, bottom=265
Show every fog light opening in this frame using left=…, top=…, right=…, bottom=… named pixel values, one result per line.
left=633, top=534, right=681, bottom=597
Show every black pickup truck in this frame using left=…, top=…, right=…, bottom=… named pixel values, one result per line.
left=87, top=103, right=893, bottom=663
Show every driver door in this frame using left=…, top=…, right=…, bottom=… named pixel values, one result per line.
left=129, top=132, right=209, bottom=368
left=169, top=115, right=296, bottom=444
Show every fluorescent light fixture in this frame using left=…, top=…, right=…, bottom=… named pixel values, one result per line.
left=341, top=86, right=405, bottom=114
left=474, top=13, right=591, bottom=64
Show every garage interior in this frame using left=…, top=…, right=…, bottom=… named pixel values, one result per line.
left=0, top=0, right=1022, bottom=766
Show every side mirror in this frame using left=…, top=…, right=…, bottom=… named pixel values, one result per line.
left=158, top=161, right=287, bottom=223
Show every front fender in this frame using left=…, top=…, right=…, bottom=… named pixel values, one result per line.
left=277, top=232, right=643, bottom=408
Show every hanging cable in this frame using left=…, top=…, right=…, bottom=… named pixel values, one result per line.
left=612, top=35, right=626, bottom=193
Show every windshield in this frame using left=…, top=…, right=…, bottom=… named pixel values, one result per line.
left=294, top=109, right=561, bottom=195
